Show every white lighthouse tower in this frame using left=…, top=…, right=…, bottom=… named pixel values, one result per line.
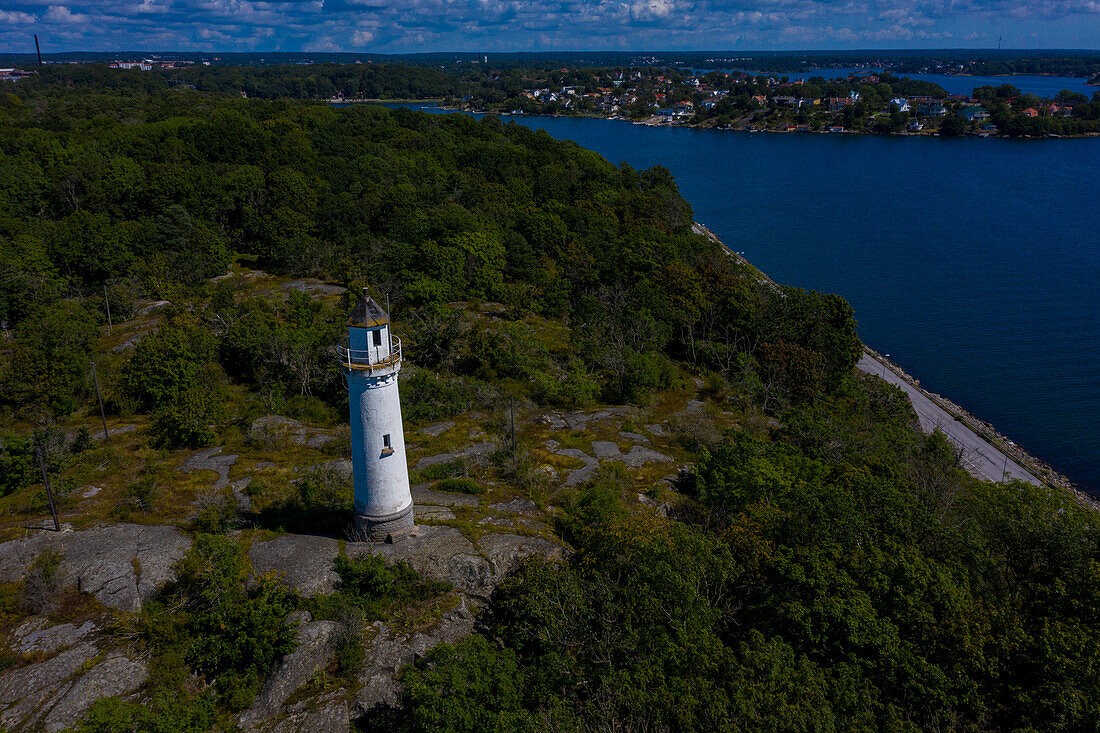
left=339, top=291, right=414, bottom=540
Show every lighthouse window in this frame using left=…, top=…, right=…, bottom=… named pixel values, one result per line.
left=383, top=434, right=391, bottom=448
left=372, top=329, right=383, bottom=347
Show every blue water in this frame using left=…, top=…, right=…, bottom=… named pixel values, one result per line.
left=726, top=68, right=1096, bottom=99
left=390, top=104, right=1100, bottom=492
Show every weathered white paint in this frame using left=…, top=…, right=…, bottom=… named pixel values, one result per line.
left=348, top=323, right=392, bottom=362
left=342, top=294, right=414, bottom=538
left=347, top=368, right=412, bottom=521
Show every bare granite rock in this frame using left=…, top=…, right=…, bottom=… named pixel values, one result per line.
left=249, top=534, right=340, bottom=598
left=269, top=691, right=349, bottom=733
left=0, top=640, right=109, bottom=730
left=42, top=653, right=147, bottom=732
left=0, top=642, right=99, bottom=708
left=410, top=484, right=480, bottom=508
left=239, top=620, right=338, bottom=730
left=9, top=618, right=98, bottom=655
left=180, top=446, right=238, bottom=489
left=543, top=440, right=599, bottom=486
left=590, top=440, right=671, bottom=468
left=281, top=279, right=346, bottom=297
left=250, top=416, right=333, bottom=449
left=415, top=442, right=496, bottom=471
left=0, top=524, right=191, bottom=612
left=415, top=506, right=456, bottom=521
left=488, top=498, right=538, bottom=515
left=348, top=526, right=491, bottom=597
left=418, top=421, right=455, bottom=437
left=478, top=533, right=563, bottom=587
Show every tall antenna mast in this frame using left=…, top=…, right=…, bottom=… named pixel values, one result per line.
left=34, top=34, right=43, bottom=66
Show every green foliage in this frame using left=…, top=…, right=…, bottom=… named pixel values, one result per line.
left=0, top=433, right=37, bottom=497
left=119, top=312, right=218, bottom=413
left=400, top=636, right=532, bottom=733
left=136, top=534, right=297, bottom=711
left=398, top=375, right=1100, bottom=731
left=2, top=301, right=96, bottom=418
left=332, top=553, right=451, bottom=618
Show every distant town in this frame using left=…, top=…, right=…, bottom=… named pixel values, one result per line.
left=440, top=67, right=1100, bottom=137
left=4, top=52, right=1100, bottom=136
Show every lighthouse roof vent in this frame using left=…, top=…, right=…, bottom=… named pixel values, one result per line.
left=347, top=292, right=389, bottom=328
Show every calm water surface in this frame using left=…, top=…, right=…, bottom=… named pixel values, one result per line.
left=396, top=105, right=1100, bottom=492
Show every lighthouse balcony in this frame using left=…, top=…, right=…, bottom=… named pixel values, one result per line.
left=338, top=338, right=402, bottom=373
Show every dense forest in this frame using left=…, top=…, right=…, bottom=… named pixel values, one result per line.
left=2, top=77, right=1099, bottom=731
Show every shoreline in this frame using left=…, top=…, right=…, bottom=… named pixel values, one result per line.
left=429, top=104, right=1100, bottom=140
left=690, top=222, right=1093, bottom=510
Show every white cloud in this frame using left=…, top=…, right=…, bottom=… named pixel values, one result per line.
left=351, top=29, right=374, bottom=44
left=0, top=9, right=36, bottom=23
left=44, top=5, right=88, bottom=23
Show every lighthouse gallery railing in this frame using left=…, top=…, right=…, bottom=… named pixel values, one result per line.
left=338, top=337, right=401, bottom=372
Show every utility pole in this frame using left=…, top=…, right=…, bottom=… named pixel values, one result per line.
left=103, top=285, right=112, bottom=335
left=91, top=360, right=109, bottom=443
left=36, top=447, right=61, bottom=532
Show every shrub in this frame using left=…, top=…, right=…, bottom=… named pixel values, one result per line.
left=22, top=548, right=63, bottom=614
left=333, top=553, right=451, bottom=619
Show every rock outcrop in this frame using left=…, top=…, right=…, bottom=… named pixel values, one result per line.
left=0, top=524, right=191, bottom=612
left=0, top=619, right=147, bottom=733
left=239, top=619, right=338, bottom=730
left=249, top=534, right=340, bottom=598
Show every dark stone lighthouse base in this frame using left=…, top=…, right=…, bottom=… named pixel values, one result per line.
left=354, top=504, right=415, bottom=542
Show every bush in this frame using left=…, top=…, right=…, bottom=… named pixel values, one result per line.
left=22, top=548, right=63, bottom=614
left=150, top=379, right=226, bottom=449
left=333, top=553, right=450, bottom=619
left=137, top=534, right=298, bottom=711
left=400, top=636, right=531, bottom=733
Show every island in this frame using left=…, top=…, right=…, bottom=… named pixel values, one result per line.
left=1, top=73, right=1098, bottom=732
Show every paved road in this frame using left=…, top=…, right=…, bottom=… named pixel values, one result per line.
left=857, top=353, right=1041, bottom=485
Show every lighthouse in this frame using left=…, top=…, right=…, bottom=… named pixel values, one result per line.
left=339, top=291, right=414, bottom=540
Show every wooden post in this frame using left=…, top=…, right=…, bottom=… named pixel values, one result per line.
left=92, top=360, right=109, bottom=443
left=103, top=285, right=112, bottom=335
left=36, top=447, right=61, bottom=532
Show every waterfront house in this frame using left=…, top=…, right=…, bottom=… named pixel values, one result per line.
left=960, top=106, right=990, bottom=121
left=1022, top=107, right=1039, bottom=118
left=826, top=125, right=845, bottom=132
left=828, top=97, right=855, bottom=111
left=795, top=124, right=811, bottom=132
left=916, top=102, right=947, bottom=117
left=889, top=98, right=911, bottom=112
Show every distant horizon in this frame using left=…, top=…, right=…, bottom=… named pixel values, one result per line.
left=4, top=47, right=1100, bottom=59
left=1, top=0, right=1098, bottom=57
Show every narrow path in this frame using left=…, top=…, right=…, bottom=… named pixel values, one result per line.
left=857, top=352, right=1041, bottom=486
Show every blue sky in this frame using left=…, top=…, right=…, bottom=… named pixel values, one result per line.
left=1, top=0, right=1098, bottom=54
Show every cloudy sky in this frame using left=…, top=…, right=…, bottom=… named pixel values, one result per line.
left=1, top=0, right=1098, bottom=54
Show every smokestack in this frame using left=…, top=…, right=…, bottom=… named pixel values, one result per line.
left=34, top=34, right=42, bottom=65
